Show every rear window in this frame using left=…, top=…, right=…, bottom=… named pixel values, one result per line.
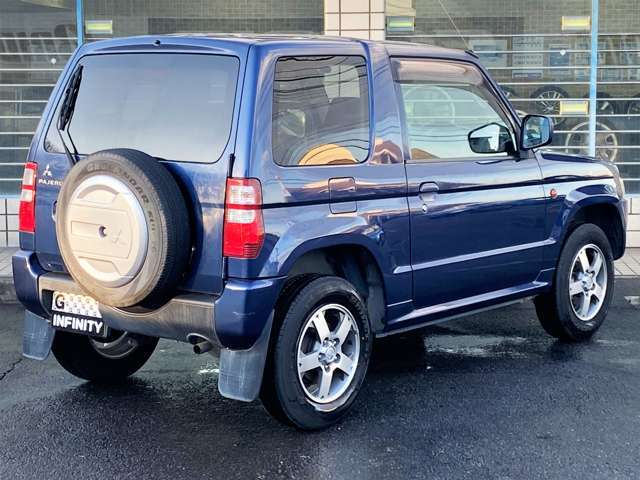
left=272, top=55, right=370, bottom=167
left=45, top=53, right=239, bottom=163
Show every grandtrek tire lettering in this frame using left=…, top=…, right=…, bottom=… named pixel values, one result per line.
left=119, top=172, right=157, bottom=232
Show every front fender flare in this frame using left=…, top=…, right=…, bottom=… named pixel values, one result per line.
left=548, top=184, right=624, bottom=261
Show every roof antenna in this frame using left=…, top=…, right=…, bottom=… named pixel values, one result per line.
left=435, top=0, right=471, bottom=51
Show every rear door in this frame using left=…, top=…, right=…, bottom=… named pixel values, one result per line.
left=392, top=57, right=546, bottom=309
left=31, top=43, right=245, bottom=296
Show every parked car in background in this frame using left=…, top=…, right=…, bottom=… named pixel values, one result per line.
left=13, top=35, right=627, bottom=430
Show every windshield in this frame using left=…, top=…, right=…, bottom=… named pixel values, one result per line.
left=45, top=53, right=239, bottom=163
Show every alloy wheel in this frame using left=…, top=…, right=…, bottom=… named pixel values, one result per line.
left=296, top=303, right=360, bottom=404
left=569, top=244, right=607, bottom=321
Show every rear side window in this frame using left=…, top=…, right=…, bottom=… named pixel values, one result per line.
left=272, top=55, right=370, bottom=167
left=45, top=53, right=239, bottom=163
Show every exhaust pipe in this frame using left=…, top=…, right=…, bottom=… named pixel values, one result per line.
left=193, top=340, right=213, bottom=355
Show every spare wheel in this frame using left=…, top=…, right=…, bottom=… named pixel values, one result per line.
left=56, top=149, right=191, bottom=308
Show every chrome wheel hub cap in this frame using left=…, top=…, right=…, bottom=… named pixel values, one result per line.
left=296, top=303, right=360, bottom=404
left=319, top=341, right=338, bottom=364
left=569, top=244, right=607, bottom=322
left=581, top=272, right=595, bottom=291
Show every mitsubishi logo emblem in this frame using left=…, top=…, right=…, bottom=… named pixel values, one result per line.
left=37, top=163, right=62, bottom=186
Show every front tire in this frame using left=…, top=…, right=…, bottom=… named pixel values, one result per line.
left=535, top=224, right=615, bottom=341
left=52, top=330, right=158, bottom=382
left=260, top=276, right=372, bottom=430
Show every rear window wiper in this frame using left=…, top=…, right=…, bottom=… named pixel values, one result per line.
left=57, top=65, right=83, bottom=165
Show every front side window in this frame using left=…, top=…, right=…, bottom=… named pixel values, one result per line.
left=272, top=55, right=370, bottom=166
left=45, top=53, right=239, bottom=163
left=392, top=58, right=515, bottom=161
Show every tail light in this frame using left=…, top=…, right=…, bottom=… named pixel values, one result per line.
left=18, top=162, right=37, bottom=233
left=223, top=178, right=264, bottom=258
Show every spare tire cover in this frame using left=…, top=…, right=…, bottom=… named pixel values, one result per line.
left=56, top=149, right=191, bottom=308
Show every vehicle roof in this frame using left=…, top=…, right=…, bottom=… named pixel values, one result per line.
left=80, top=33, right=473, bottom=61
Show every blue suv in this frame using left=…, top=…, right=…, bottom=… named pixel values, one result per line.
left=13, top=35, right=627, bottom=430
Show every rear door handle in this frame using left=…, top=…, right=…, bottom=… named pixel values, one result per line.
left=328, top=177, right=357, bottom=214
left=419, top=182, right=439, bottom=203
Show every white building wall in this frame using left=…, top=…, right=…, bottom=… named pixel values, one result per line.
left=0, top=199, right=19, bottom=247
left=628, top=198, right=640, bottom=248
left=324, top=0, right=385, bottom=40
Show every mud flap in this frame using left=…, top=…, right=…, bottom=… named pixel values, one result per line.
left=23, top=310, right=55, bottom=361
left=217, top=313, right=273, bottom=402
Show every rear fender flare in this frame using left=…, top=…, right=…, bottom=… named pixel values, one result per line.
left=278, top=233, right=390, bottom=278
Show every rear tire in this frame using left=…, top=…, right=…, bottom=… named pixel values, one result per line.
left=535, top=224, right=614, bottom=341
left=260, top=276, right=372, bottom=430
left=52, top=330, right=158, bottom=383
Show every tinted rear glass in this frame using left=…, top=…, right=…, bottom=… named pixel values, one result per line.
left=272, top=55, right=370, bottom=166
left=45, top=53, right=239, bottom=163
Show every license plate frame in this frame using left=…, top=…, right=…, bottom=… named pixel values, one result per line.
left=50, top=291, right=108, bottom=338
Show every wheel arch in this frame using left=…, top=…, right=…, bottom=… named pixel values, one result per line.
left=561, top=193, right=625, bottom=260
left=279, top=240, right=388, bottom=333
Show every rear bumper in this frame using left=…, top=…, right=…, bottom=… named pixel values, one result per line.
left=12, top=250, right=285, bottom=349
left=39, top=272, right=219, bottom=344
left=13, top=249, right=285, bottom=402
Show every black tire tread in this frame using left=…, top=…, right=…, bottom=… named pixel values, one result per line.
left=52, top=331, right=158, bottom=383
left=534, top=223, right=614, bottom=342
left=260, top=274, right=323, bottom=426
left=260, top=275, right=372, bottom=430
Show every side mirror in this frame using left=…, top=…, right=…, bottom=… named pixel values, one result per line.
left=520, top=114, right=553, bottom=150
left=468, top=122, right=513, bottom=154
